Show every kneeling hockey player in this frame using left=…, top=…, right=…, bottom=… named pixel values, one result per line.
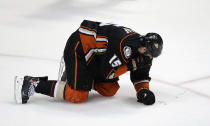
left=14, top=20, right=163, bottom=105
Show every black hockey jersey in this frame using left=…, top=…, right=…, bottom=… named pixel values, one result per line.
left=64, top=20, right=152, bottom=90
left=78, top=20, right=152, bottom=85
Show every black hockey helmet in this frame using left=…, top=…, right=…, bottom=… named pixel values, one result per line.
left=143, top=33, right=163, bottom=58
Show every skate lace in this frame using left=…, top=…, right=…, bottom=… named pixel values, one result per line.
left=28, top=80, right=40, bottom=96
left=28, top=85, right=35, bottom=96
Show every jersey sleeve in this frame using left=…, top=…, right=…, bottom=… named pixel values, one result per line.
left=130, top=55, right=152, bottom=90
left=130, top=66, right=151, bottom=84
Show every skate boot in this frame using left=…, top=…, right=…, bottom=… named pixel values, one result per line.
left=14, top=76, right=47, bottom=104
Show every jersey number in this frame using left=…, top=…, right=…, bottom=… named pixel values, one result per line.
left=109, top=54, right=122, bottom=67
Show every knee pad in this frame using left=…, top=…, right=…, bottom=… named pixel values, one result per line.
left=94, top=82, right=120, bottom=97
left=64, top=84, right=89, bottom=103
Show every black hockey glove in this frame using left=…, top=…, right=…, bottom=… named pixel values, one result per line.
left=137, top=88, right=155, bottom=105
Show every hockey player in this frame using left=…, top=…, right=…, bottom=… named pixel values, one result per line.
left=14, top=20, right=163, bottom=105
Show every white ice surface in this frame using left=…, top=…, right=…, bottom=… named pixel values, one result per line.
left=1, top=0, right=210, bottom=126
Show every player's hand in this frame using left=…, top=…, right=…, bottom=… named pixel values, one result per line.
left=137, top=88, right=155, bottom=105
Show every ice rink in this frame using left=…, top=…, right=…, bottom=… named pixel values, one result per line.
left=1, top=0, right=210, bottom=126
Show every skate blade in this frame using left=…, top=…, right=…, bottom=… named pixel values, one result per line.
left=14, top=76, right=23, bottom=104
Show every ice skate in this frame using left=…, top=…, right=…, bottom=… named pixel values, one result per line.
left=14, top=76, right=40, bottom=104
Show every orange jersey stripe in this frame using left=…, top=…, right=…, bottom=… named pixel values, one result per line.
left=50, top=81, right=55, bottom=97
left=106, top=69, right=114, bottom=79
left=74, top=41, right=80, bottom=89
left=114, top=64, right=128, bottom=77
left=87, top=53, right=96, bottom=65
left=96, top=35, right=108, bottom=39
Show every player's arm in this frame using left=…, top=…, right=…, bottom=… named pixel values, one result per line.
left=128, top=55, right=155, bottom=105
